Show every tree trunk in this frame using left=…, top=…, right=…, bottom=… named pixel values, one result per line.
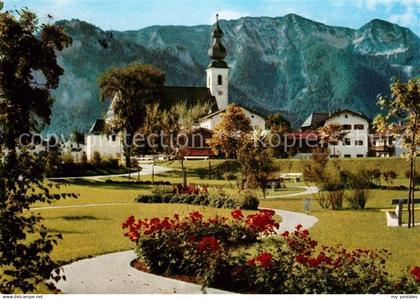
left=181, top=157, right=187, bottom=187
left=408, top=115, right=418, bottom=228
left=411, top=158, right=416, bottom=227
left=152, top=154, right=155, bottom=184
left=208, top=160, right=212, bottom=180
left=408, top=156, right=413, bottom=228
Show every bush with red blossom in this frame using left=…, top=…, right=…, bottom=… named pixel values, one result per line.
left=122, top=212, right=418, bottom=294
left=214, top=225, right=419, bottom=294
left=122, top=209, right=278, bottom=275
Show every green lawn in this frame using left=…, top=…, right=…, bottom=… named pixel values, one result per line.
left=261, top=188, right=420, bottom=274
left=37, top=203, right=239, bottom=264
left=30, top=163, right=420, bottom=278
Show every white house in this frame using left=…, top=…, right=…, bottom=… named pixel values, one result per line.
left=85, top=15, right=266, bottom=161
left=301, top=109, right=370, bottom=158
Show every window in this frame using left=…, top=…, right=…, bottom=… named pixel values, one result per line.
left=344, top=154, right=351, bottom=158
left=343, top=124, right=351, bottom=130
left=343, top=138, right=351, bottom=146
left=357, top=154, right=364, bottom=158
left=111, top=135, right=117, bottom=142
left=251, top=115, right=255, bottom=118
left=344, top=114, right=348, bottom=118
left=354, top=124, right=364, bottom=130
left=355, top=140, right=363, bottom=146
left=217, top=75, right=222, bottom=85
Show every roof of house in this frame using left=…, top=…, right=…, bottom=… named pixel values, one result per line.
left=287, top=131, right=319, bottom=140
left=183, top=148, right=215, bottom=156
left=301, top=113, right=330, bottom=129
left=199, top=104, right=266, bottom=121
left=301, top=109, right=370, bottom=129
left=158, top=86, right=219, bottom=112
left=89, top=119, right=106, bottom=134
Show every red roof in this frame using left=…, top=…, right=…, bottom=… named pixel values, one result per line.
left=287, top=131, right=319, bottom=140
left=183, top=148, right=215, bottom=156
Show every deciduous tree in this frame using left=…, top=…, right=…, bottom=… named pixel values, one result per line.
left=377, top=77, right=420, bottom=228
left=0, top=3, right=73, bottom=292
left=208, top=104, right=252, bottom=176
left=97, top=63, right=165, bottom=177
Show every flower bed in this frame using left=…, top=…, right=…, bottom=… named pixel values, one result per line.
left=135, top=184, right=259, bottom=209
left=122, top=210, right=419, bottom=294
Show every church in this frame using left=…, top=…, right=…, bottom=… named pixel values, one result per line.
left=86, top=15, right=266, bottom=161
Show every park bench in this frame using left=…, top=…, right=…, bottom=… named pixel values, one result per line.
left=383, top=198, right=420, bottom=227
left=280, top=173, right=303, bottom=183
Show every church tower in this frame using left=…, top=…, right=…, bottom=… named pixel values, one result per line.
left=207, top=14, right=229, bottom=110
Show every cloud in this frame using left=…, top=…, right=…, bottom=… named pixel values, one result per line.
left=354, top=0, right=420, bottom=10
left=389, top=9, right=419, bottom=28
left=212, top=10, right=250, bottom=21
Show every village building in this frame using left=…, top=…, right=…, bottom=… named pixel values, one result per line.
left=86, top=15, right=266, bottom=161
left=298, top=109, right=370, bottom=158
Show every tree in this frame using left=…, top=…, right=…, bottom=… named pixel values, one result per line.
left=208, top=104, right=253, bottom=176
left=377, top=77, right=420, bottom=228
left=0, top=3, right=72, bottom=292
left=97, top=63, right=165, bottom=178
left=237, top=131, right=275, bottom=199
left=72, top=129, right=85, bottom=145
left=159, top=101, right=210, bottom=186
left=318, top=123, right=347, bottom=157
left=266, top=113, right=291, bottom=157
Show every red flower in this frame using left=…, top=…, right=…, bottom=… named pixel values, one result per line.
left=231, top=209, right=244, bottom=220
left=309, top=240, right=318, bottom=248
left=247, top=258, right=256, bottom=266
left=122, top=215, right=135, bottom=229
left=245, top=210, right=279, bottom=235
left=189, top=211, right=203, bottom=223
left=256, top=252, right=272, bottom=268
left=410, top=266, right=420, bottom=282
left=281, top=231, right=289, bottom=238
left=197, top=236, right=220, bottom=252
left=295, top=254, right=308, bottom=264
left=295, top=224, right=303, bottom=230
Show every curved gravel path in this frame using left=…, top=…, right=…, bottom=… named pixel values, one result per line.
left=54, top=186, right=320, bottom=294
left=49, top=164, right=173, bottom=181
left=48, top=166, right=320, bottom=294
left=265, top=186, right=319, bottom=199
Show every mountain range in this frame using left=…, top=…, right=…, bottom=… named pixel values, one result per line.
left=48, top=14, right=420, bottom=135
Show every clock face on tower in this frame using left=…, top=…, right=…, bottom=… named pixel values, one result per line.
left=217, top=90, right=223, bottom=96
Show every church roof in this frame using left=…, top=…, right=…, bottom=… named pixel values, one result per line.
left=208, top=14, right=228, bottom=68
left=158, top=86, right=218, bottom=112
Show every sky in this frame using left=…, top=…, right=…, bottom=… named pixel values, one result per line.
left=3, top=0, right=420, bottom=35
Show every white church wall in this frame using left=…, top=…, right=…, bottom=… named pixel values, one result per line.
left=86, top=134, right=123, bottom=161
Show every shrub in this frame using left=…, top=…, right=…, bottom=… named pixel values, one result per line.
left=135, top=193, right=239, bottom=209
left=123, top=215, right=419, bottom=294
left=383, top=170, right=397, bottom=186
left=123, top=209, right=278, bottom=275
left=92, top=151, right=102, bottom=166
left=238, top=192, right=260, bottom=210
left=346, top=169, right=373, bottom=209
left=213, top=226, right=419, bottom=294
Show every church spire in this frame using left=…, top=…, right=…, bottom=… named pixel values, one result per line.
left=208, top=14, right=228, bottom=68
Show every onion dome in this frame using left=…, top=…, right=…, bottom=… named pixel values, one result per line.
left=208, top=14, right=228, bottom=68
